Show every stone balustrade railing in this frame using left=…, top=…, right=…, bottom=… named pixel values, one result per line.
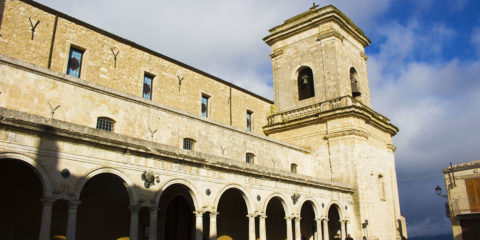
left=267, top=96, right=390, bottom=125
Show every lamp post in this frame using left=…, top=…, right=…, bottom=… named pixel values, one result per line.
left=434, top=185, right=448, bottom=198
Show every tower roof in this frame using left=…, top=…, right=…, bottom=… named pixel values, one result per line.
left=263, top=5, right=371, bottom=47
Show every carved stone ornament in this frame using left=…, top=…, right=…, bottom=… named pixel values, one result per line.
left=141, top=171, right=158, bottom=189
left=291, top=193, right=300, bottom=204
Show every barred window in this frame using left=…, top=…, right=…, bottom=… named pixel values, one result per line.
left=291, top=163, right=297, bottom=173
left=66, top=47, right=84, bottom=78
left=246, top=153, right=255, bottom=164
left=183, top=138, right=195, bottom=151
left=96, top=117, right=114, bottom=132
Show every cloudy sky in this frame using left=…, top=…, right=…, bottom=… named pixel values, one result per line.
left=35, top=0, right=480, bottom=238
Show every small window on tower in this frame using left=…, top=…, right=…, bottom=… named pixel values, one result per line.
left=350, top=67, right=361, bottom=98
left=291, top=163, right=298, bottom=173
left=246, top=110, right=253, bottom=131
left=66, top=47, right=84, bottom=78
left=378, top=174, right=386, bottom=201
left=297, top=67, right=315, bottom=100
left=143, top=73, right=154, bottom=100
left=246, top=153, right=255, bottom=164
left=201, top=94, right=209, bottom=117
left=96, top=117, right=114, bottom=132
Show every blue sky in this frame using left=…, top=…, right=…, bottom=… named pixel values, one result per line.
left=35, top=0, right=480, bottom=238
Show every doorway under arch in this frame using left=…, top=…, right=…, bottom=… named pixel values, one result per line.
left=0, top=158, right=44, bottom=239
left=266, top=197, right=287, bottom=240
left=217, top=188, right=249, bottom=240
left=300, top=201, right=317, bottom=240
left=328, top=205, right=341, bottom=240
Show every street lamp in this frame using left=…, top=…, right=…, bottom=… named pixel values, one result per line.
left=435, top=185, right=447, bottom=198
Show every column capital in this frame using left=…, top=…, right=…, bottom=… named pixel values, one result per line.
left=41, top=197, right=56, bottom=206
left=209, top=211, right=219, bottom=217
left=150, top=206, right=159, bottom=212
left=258, top=214, right=267, bottom=219
left=284, top=216, right=294, bottom=220
left=246, top=214, right=256, bottom=218
left=129, top=204, right=142, bottom=212
left=68, top=200, right=81, bottom=209
left=193, top=211, right=205, bottom=217
left=294, top=216, right=302, bottom=222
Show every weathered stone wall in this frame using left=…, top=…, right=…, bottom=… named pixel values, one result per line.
left=0, top=0, right=271, bottom=135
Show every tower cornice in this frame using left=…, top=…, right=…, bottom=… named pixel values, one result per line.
left=263, top=5, right=370, bottom=47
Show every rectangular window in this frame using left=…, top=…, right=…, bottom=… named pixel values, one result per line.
left=246, top=110, right=253, bottom=131
left=201, top=94, right=209, bottom=117
left=143, top=73, right=153, bottom=100
left=246, top=153, right=254, bottom=164
left=183, top=138, right=195, bottom=150
left=96, top=117, right=114, bottom=132
left=66, top=47, right=84, bottom=78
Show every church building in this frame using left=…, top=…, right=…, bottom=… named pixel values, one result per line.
left=0, top=1, right=407, bottom=240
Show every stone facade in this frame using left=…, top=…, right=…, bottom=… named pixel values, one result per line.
left=0, top=1, right=406, bottom=240
left=442, top=161, right=480, bottom=240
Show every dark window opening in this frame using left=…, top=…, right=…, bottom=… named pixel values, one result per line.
left=350, top=67, right=361, bottom=98
left=67, top=47, right=84, bottom=78
left=298, top=67, right=315, bottom=100
left=246, top=153, right=255, bottom=164
left=96, top=117, right=114, bottom=132
left=183, top=138, right=195, bottom=150
left=143, top=73, right=154, bottom=100
left=291, top=163, right=297, bottom=173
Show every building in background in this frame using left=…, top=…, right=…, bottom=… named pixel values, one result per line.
left=0, top=0, right=407, bottom=240
left=442, top=161, right=480, bottom=240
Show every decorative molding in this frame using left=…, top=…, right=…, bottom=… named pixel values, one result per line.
left=360, top=52, right=368, bottom=61
left=317, top=30, right=345, bottom=42
left=324, top=129, right=369, bottom=140
left=269, top=49, right=284, bottom=59
left=386, top=144, right=396, bottom=152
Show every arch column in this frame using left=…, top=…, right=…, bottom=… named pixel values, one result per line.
left=294, top=216, right=301, bottom=240
left=259, top=214, right=267, bottom=240
left=247, top=214, right=256, bottom=240
left=315, top=218, right=322, bottom=240
left=130, top=204, right=141, bottom=240
left=66, top=200, right=81, bottom=240
left=194, top=211, right=204, bottom=240
left=209, top=212, right=219, bottom=240
left=340, top=219, right=346, bottom=240
left=39, top=197, right=56, bottom=240
left=285, top=216, right=293, bottom=240
left=148, top=206, right=159, bottom=240
left=322, top=218, right=329, bottom=240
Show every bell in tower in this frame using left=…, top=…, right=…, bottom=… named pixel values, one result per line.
left=350, top=67, right=361, bottom=98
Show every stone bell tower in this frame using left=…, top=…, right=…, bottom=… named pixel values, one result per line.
left=263, top=5, right=407, bottom=240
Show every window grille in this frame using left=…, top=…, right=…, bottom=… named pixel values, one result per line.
left=96, top=117, right=114, bottom=132
left=67, top=47, right=84, bottom=78
left=183, top=138, right=195, bottom=150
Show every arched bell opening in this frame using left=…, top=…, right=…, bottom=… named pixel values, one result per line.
left=266, top=197, right=287, bottom=240
left=350, top=67, right=361, bottom=99
left=0, top=158, right=44, bottom=239
left=297, top=67, right=315, bottom=100
left=217, top=188, right=249, bottom=240
left=300, top=201, right=316, bottom=240
left=77, top=173, right=131, bottom=240
left=328, top=204, right=341, bottom=240
left=158, top=183, right=196, bottom=240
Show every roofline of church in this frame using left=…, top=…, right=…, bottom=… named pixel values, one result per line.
left=22, top=0, right=273, bottom=104
left=263, top=5, right=371, bottom=47
left=443, top=160, right=480, bottom=173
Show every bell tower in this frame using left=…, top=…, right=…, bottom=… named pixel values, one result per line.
left=264, top=5, right=371, bottom=113
left=263, top=5, right=406, bottom=240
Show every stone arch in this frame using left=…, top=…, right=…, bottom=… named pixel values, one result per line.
left=73, top=167, right=138, bottom=204
left=154, top=178, right=201, bottom=210
left=262, top=192, right=292, bottom=216
left=214, top=183, right=253, bottom=213
left=297, top=197, right=321, bottom=217
left=325, top=201, right=344, bottom=219
left=0, top=152, right=53, bottom=196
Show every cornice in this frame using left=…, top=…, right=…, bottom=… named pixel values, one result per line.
left=0, top=107, right=355, bottom=193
